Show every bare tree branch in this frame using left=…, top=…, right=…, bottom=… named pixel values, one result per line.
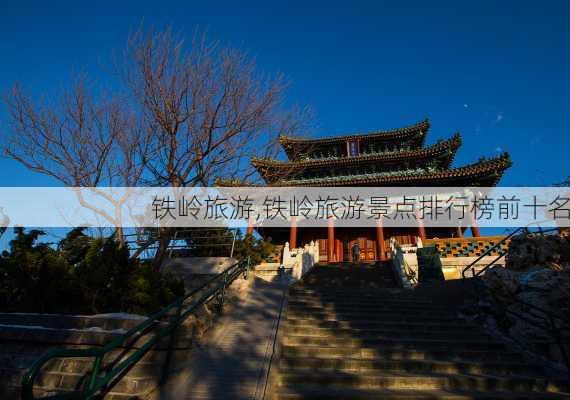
left=3, top=25, right=311, bottom=265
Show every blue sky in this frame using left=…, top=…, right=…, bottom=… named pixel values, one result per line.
left=0, top=1, right=569, bottom=187
left=0, top=1, right=568, bottom=246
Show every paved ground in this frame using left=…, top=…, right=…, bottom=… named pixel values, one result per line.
left=157, top=275, right=289, bottom=400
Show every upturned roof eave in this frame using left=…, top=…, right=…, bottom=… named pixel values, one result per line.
left=269, top=153, right=511, bottom=187
left=253, top=133, right=461, bottom=176
left=279, top=118, right=430, bottom=146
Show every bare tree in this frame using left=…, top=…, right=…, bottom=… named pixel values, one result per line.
left=121, top=28, right=304, bottom=187
left=3, top=78, right=149, bottom=245
left=119, top=28, right=309, bottom=267
left=3, top=26, right=309, bottom=266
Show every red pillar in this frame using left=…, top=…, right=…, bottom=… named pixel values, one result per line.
left=375, top=219, right=386, bottom=261
left=416, top=210, right=426, bottom=242
left=471, top=222, right=481, bottom=237
left=327, top=218, right=335, bottom=262
left=289, top=216, right=297, bottom=248
left=246, top=217, right=254, bottom=236
left=469, top=213, right=481, bottom=237
left=335, top=240, right=342, bottom=263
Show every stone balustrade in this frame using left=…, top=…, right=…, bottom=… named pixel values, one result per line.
left=390, top=236, right=508, bottom=282
left=282, top=241, right=320, bottom=280
left=389, top=237, right=419, bottom=288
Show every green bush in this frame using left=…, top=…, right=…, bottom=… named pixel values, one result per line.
left=232, top=232, right=276, bottom=266
left=0, top=228, right=184, bottom=315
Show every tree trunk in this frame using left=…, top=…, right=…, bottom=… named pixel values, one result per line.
left=152, top=227, right=173, bottom=270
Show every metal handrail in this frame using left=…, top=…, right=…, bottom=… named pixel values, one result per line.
left=461, top=226, right=559, bottom=279
left=122, top=228, right=238, bottom=259
left=460, top=227, right=524, bottom=279
left=21, top=258, right=250, bottom=400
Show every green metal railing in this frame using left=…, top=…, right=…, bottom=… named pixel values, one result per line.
left=461, top=225, right=559, bottom=279
left=21, top=258, right=250, bottom=400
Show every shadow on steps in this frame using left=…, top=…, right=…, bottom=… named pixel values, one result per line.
left=273, top=264, right=570, bottom=399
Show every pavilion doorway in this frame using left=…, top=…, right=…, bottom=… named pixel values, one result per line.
left=348, top=237, right=376, bottom=262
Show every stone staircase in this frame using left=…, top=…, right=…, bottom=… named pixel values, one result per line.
left=272, top=262, right=570, bottom=399
left=0, top=313, right=195, bottom=400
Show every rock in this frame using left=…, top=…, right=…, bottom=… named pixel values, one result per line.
left=506, top=233, right=569, bottom=272
left=520, top=268, right=557, bottom=292
left=480, top=233, right=570, bottom=366
left=482, top=266, right=520, bottom=303
left=546, top=271, right=570, bottom=321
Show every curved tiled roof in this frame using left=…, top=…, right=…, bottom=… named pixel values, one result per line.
left=274, top=153, right=512, bottom=187
left=281, top=119, right=430, bottom=160
left=253, top=133, right=461, bottom=181
left=280, top=118, right=430, bottom=145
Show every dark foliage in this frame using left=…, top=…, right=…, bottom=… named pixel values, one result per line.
left=232, top=231, right=276, bottom=266
left=0, top=228, right=184, bottom=315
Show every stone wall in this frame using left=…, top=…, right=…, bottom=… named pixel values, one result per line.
left=0, top=313, right=171, bottom=399
left=478, top=232, right=570, bottom=371
left=440, top=256, right=506, bottom=279
left=163, top=256, right=238, bottom=275
left=390, top=236, right=509, bottom=284
left=425, top=236, right=509, bottom=258
left=399, top=254, right=505, bottom=282
left=0, top=273, right=252, bottom=399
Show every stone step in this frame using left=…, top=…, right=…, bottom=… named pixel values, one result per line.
left=27, top=385, right=153, bottom=400
left=287, top=298, right=437, bottom=307
left=288, top=299, right=432, bottom=308
left=297, top=279, right=398, bottom=287
left=277, top=371, right=570, bottom=393
left=281, top=335, right=504, bottom=350
left=0, top=353, right=161, bottom=378
left=56, top=371, right=156, bottom=395
left=300, top=284, right=398, bottom=290
left=305, top=269, right=395, bottom=277
left=1, top=367, right=158, bottom=396
left=289, top=287, right=427, bottom=296
left=283, top=318, right=477, bottom=331
left=278, top=277, right=569, bottom=400
left=279, top=356, right=545, bottom=377
left=0, top=386, right=20, bottom=399
left=281, top=345, right=523, bottom=362
left=287, top=294, right=442, bottom=304
left=273, top=387, right=570, bottom=400
left=0, top=353, right=42, bottom=370
left=301, top=268, right=395, bottom=275
left=285, top=313, right=465, bottom=324
left=287, top=300, right=437, bottom=310
left=304, top=266, right=394, bottom=274
left=0, top=366, right=25, bottom=389
left=287, top=303, right=456, bottom=316
left=301, top=273, right=396, bottom=279
left=282, top=327, right=491, bottom=341
left=300, top=280, right=398, bottom=286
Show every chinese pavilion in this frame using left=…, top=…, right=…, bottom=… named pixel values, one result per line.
left=249, top=118, right=512, bottom=262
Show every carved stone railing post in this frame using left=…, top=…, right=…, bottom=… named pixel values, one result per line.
left=389, top=237, right=417, bottom=289
left=416, top=236, right=423, bottom=248
left=282, top=241, right=292, bottom=266
left=313, top=241, right=317, bottom=264
left=285, top=241, right=320, bottom=281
